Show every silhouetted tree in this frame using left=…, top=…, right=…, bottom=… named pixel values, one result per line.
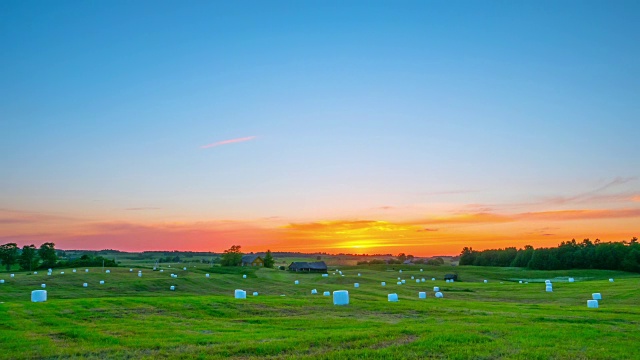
left=0, top=243, right=19, bottom=271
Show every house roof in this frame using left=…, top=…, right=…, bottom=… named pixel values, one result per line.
left=242, top=255, right=262, bottom=263
left=289, top=261, right=327, bottom=270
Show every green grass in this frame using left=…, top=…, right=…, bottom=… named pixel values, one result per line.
left=1, top=265, right=639, bottom=359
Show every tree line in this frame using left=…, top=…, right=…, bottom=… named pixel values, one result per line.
left=459, top=238, right=640, bottom=272
left=0, top=242, right=116, bottom=271
left=220, top=245, right=275, bottom=268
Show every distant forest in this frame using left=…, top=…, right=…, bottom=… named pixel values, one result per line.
left=460, top=238, right=640, bottom=273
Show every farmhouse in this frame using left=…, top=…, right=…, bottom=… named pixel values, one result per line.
left=444, top=274, right=458, bottom=281
left=241, top=255, right=264, bottom=267
left=288, top=261, right=328, bottom=273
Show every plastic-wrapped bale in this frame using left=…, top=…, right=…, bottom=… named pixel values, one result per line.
left=294, top=280, right=299, bottom=285
left=183, top=267, right=187, bottom=271
left=431, top=278, right=436, bottom=281
left=401, top=280, right=406, bottom=284
left=160, top=269, right=164, bottom=272
left=206, top=274, right=210, bottom=278
left=85, top=269, right=89, bottom=272
left=323, top=291, right=330, bottom=296
left=253, top=292, right=258, bottom=296
left=592, top=293, right=602, bottom=300
left=333, top=290, right=349, bottom=306
left=397, top=281, right=402, bottom=285
left=568, top=278, right=574, bottom=283
left=587, top=300, right=599, bottom=308
left=445, top=279, right=450, bottom=283
left=47, top=272, right=52, bottom=276
left=519, top=280, right=523, bottom=284
left=41, top=284, right=46, bottom=288
left=433, top=286, right=440, bottom=292
left=130, top=269, right=133, bottom=272
left=235, top=289, right=247, bottom=299
left=416, top=279, right=420, bottom=283
left=545, top=285, right=553, bottom=292
left=397, top=277, right=401, bottom=280
left=338, top=271, right=342, bottom=275
left=31, top=290, right=47, bottom=302
left=33, top=272, right=37, bottom=275
left=358, top=273, right=361, bottom=277
left=381, top=282, right=386, bottom=286
left=170, top=286, right=175, bottom=291
left=311, top=289, right=318, bottom=294
left=388, top=293, right=399, bottom=302
left=83, top=283, right=88, bottom=287
left=411, top=276, right=415, bottom=280
left=72, top=269, right=76, bottom=273
left=545, top=280, right=551, bottom=284
left=10, top=274, right=15, bottom=278
left=421, top=278, right=426, bottom=282
left=105, top=270, right=110, bottom=274
left=138, top=273, right=142, bottom=277
left=0, top=280, right=4, bottom=284
left=60, top=271, right=64, bottom=275
left=420, top=269, right=423, bottom=272
left=243, top=274, right=247, bottom=279
left=484, top=280, right=488, bottom=283
left=100, top=280, right=105, bottom=285
left=609, top=278, right=614, bottom=282
left=322, top=274, right=328, bottom=277
left=435, top=291, right=444, bottom=298
left=48, top=268, right=52, bottom=272
left=419, top=292, right=426, bottom=299
left=399, top=270, right=402, bottom=273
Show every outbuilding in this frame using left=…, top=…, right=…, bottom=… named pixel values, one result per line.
left=288, top=261, right=328, bottom=273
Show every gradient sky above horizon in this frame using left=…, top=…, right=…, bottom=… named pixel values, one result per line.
left=1, top=1, right=639, bottom=255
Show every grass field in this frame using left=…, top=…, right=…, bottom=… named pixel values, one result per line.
left=1, top=263, right=639, bottom=359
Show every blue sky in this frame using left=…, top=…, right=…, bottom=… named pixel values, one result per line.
left=1, top=1, right=639, bottom=253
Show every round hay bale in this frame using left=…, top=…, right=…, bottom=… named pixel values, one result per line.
left=323, top=291, right=330, bottom=296
left=31, top=290, right=47, bottom=302
left=433, top=286, right=440, bottom=292
left=418, top=292, right=426, bottom=299
left=381, top=282, right=386, bottom=286
left=99, top=280, right=104, bottom=285
left=170, top=286, right=175, bottom=291
left=333, top=290, right=349, bottom=305
left=83, top=283, right=88, bottom=287
left=435, top=292, right=444, bottom=298
left=311, top=289, right=318, bottom=294
left=587, top=299, right=599, bottom=308
left=388, top=293, right=399, bottom=302
left=592, top=293, right=602, bottom=300
left=206, top=274, right=210, bottom=278
left=234, top=289, right=246, bottom=299
left=41, top=284, right=46, bottom=288
left=253, top=292, right=258, bottom=296
left=294, top=280, right=299, bottom=285
left=354, top=283, right=359, bottom=288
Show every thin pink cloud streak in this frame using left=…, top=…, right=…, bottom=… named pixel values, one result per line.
left=200, top=136, right=257, bottom=149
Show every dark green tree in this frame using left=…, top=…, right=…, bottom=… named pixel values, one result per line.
left=18, top=244, right=38, bottom=271
left=38, top=242, right=57, bottom=268
left=263, top=250, right=275, bottom=268
left=221, top=245, right=243, bottom=266
left=0, top=243, right=19, bottom=271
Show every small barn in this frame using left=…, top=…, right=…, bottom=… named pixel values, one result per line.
left=288, top=261, right=328, bottom=273
left=241, top=255, right=264, bottom=267
left=444, top=274, right=458, bottom=281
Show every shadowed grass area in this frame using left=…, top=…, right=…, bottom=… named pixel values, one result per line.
left=1, top=265, right=639, bottom=359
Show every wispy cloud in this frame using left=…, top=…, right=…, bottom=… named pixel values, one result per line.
left=124, top=207, right=160, bottom=211
left=200, top=136, right=257, bottom=149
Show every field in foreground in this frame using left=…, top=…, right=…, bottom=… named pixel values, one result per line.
left=1, top=264, right=639, bottom=359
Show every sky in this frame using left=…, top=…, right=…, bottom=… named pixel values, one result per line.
left=1, top=0, right=639, bottom=256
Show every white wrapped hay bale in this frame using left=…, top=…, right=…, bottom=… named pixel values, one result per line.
left=568, top=278, right=574, bottom=283
left=206, top=274, right=210, bottom=278
left=519, top=280, right=523, bottom=284
left=105, top=270, right=110, bottom=274
left=47, top=272, right=52, bottom=276
left=445, top=279, right=450, bottom=283
left=129, top=269, right=133, bottom=272
left=421, top=278, right=426, bottom=282
left=323, top=291, right=330, bottom=296
left=545, top=285, right=553, bottom=292
left=0, top=280, right=4, bottom=284
left=545, top=280, right=551, bottom=284
left=333, top=290, right=349, bottom=305
left=354, top=283, right=359, bottom=288
left=587, top=300, right=599, bottom=308
left=160, top=269, right=164, bottom=272
left=100, top=280, right=105, bottom=285
left=401, top=280, right=406, bottom=284
left=609, top=278, right=614, bottom=282
left=419, top=292, right=426, bottom=299
left=416, top=279, right=420, bottom=283
left=72, top=269, right=76, bottom=273
left=33, top=272, right=37, bottom=274
left=48, top=268, right=52, bottom=272
left=294, top=280, right=299, bottom=285
left=253, top=292, right=258, bottom=296
left=397, top=281, right=402, bottom=285
left=357, top=273, right=361, bottom=277
left=592, top=293, right=602, bottom=300
left=235, top=289, right=246, bottom=299
left=10, top=274, right=15, bottom=278
left=183, top=267, right=187, bottom=271
left=170, top=286, right=175, bottom=291
left=411, top=276, right=414, bottom=280
left=31, top=290, right=47, bottom=302
left=431, top=278, right=435, bottom=281
left=435, top=291, right=444, bottom=298
left=484, top=280, right=488, bottom=283
left=399, top=270, right=402, bottom=273
left=138, top=273, right=142, bottom=277
left=420, top=269, right=423, bottom=272
left=243, top=275, right=247, bottom=279
left=388, top=293, right=399, bottom=302
left=397, top=277, right=401, bottom=280
left=41, top=284, right=46, bottom=288
left=83, top=283, right=88, bottom=287
left=85, top=269, right=89, bottom=272
left=381, top=282, right=386, bottom=286
left=322, top=274, right=328, bottom=277
left=433, top=286, right=440, bottom=292
left=311, top=289, right=318, bottom=294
